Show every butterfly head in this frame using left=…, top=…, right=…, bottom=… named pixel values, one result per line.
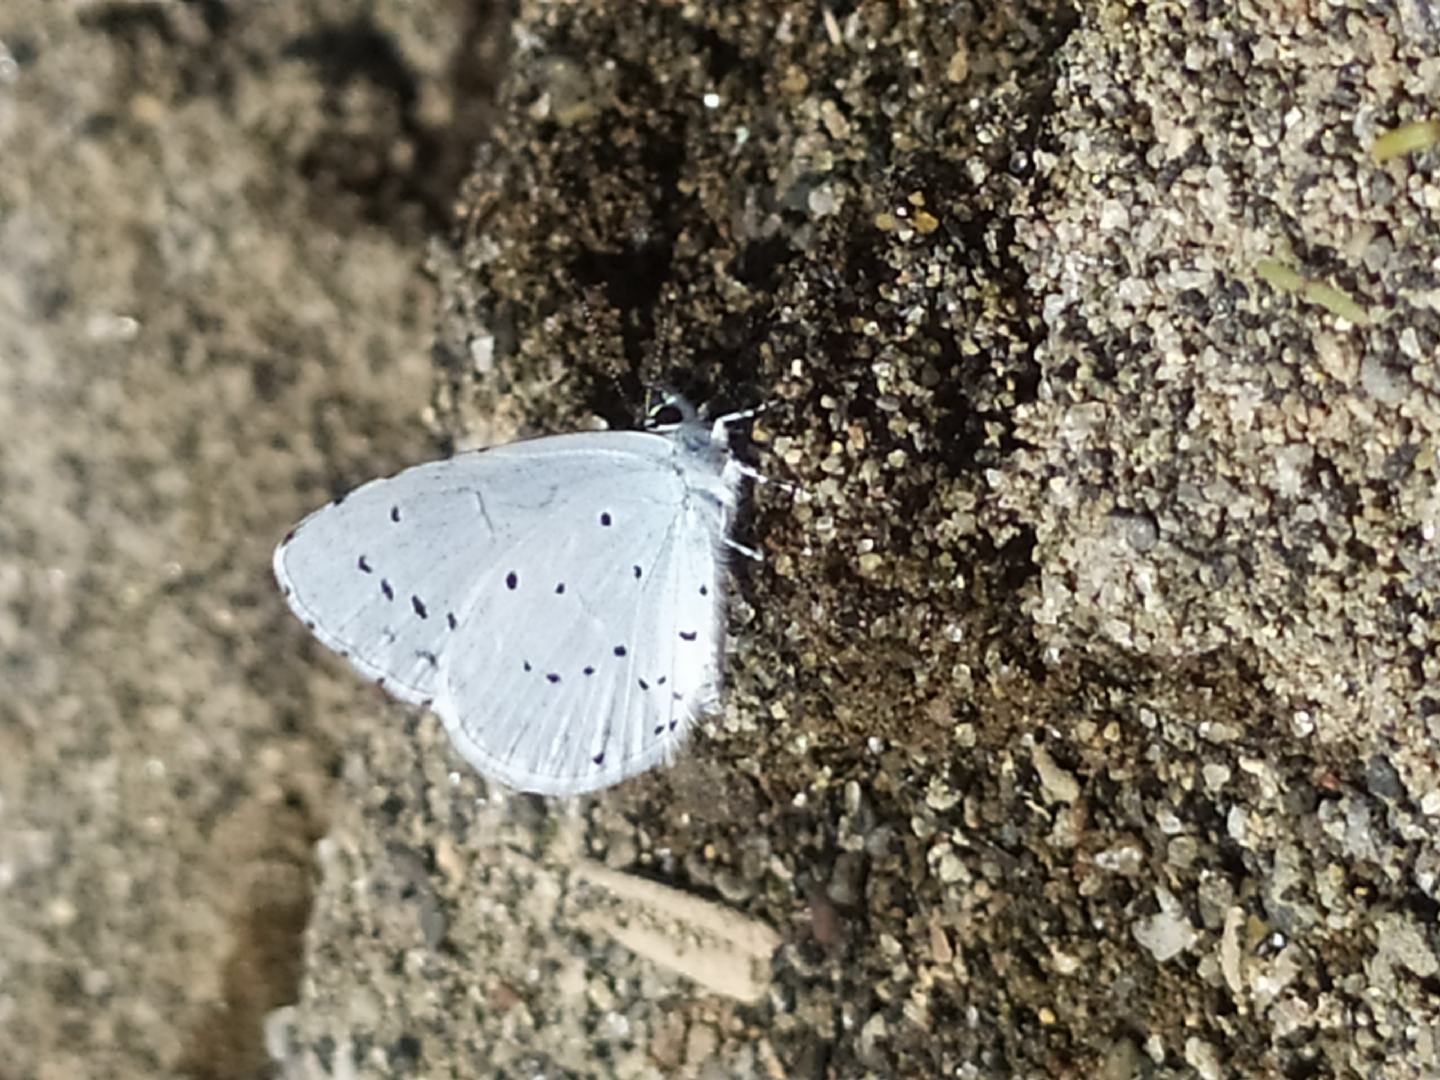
left=644, top=388, right=722, bottom=450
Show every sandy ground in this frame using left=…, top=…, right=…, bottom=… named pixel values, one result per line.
left=4, top=2, right=1440, bottom=1078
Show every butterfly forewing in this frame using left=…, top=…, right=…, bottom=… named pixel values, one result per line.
left=274, top=456, right=501, bottom=705
left=276, top=433, right=671, bottom=699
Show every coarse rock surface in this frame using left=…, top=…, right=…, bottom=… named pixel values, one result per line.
left=0, top=2, right=494, bottom=1078
left=4, top=1, right=1440, bottom=1079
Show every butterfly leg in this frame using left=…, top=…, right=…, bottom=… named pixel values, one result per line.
left=712, top=401, right=800, bottom=492
left=729, top=457, right=800, bottom=496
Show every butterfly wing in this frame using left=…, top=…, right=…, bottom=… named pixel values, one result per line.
left=275, top=455, right=496, bottom=706
left=437, top=442, right=729, bottom=795
left=274, top=431, right=674, bottom=704
left=275, top=430, right=729, bottom=795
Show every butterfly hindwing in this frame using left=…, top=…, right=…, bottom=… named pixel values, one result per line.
left=437, top=449, right=727, bottom=795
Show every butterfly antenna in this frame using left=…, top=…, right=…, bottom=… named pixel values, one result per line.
left=723, top=537, right=765, bottom=562
left=712, top=399, right=780, bottom=426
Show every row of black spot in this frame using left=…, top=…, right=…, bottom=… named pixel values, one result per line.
left=357, top=552, right=708, bottom=640
left=504, top=565, right=644, bottom=593
left=519, top=631, right=702, bottom=689
left=520, top=647, right=626, bottom=683
left=586, top=715, right=689, bottom=769
left=504, top=569, right=711, bottom=597
left=357, top=552, right=458, bottom=632
left=363, top=501, right=712, bottom=649
left=357, top=554, right=702, bottom=636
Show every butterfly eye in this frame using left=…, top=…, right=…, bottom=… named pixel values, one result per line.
left=648, top=402, right=686, bottom=427
left=644, top=387, right=699, bottom=429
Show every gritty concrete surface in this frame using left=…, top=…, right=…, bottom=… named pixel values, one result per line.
left=0, top=2, right=492, bottom=1077
left=5, top=1, right=1440, bottom=1078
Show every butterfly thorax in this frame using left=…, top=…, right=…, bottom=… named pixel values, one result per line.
left=667, top=415, right=744, bottom=514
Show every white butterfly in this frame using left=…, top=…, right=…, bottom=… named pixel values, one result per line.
left=274, top=394, right=757, bottom=796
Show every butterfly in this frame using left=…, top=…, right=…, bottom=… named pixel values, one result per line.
left=274, top=394, right=760, bottom=795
